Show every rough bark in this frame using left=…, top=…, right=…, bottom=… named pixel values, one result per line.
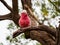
left=13, top=25, right=56, bottom=38
left=30, top=30, right=55, bottom=45
left=13, top=25, right=56, bottom=45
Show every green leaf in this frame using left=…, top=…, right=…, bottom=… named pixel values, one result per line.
left=6, top=36, right=10, bottom=40
left=7, top=23, right=14, bottom=29
left=41, top=4, right=48, bottom=16
left=14, top=38, right=18, bottom=42
left=51, top=15, right=56, bottom=18
left=10, top=39, right=12, bottom=42
left=20, top=33, right=25, bottom=38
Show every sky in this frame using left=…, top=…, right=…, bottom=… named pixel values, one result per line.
left=0, top=0, right=60, bottom=45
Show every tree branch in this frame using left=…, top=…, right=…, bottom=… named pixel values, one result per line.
left=13, top=25, right=56, bottom=38
left=30, top=30, right=55, bottom=45
left=21, top=0, right=32, bottom=10
left=13, top=25, right=56, bottom=45
left=0, top=0, right=13, bottom=12
left=24, top=4, right=42, bottom=25
left=0, top=13, right=12, bottom=20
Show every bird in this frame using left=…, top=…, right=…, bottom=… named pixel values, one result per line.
left=18, top=10, right=31, bottom=28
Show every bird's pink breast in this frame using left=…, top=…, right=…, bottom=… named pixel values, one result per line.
left=19, top=17, right=30, bottom=28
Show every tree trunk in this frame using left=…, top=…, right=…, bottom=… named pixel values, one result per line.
left=12, top=0, right=20, bottom=26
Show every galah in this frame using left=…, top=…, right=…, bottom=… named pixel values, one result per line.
left=19, top=10, right=31, bottom=28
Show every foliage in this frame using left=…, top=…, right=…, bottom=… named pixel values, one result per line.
left=41, top=4, right=48, bottom=16
left=0, top=43, right=3, bottom=45
left=34, top=1, right=40, bottom=6
left=7, top=23, right=14, bottom=29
